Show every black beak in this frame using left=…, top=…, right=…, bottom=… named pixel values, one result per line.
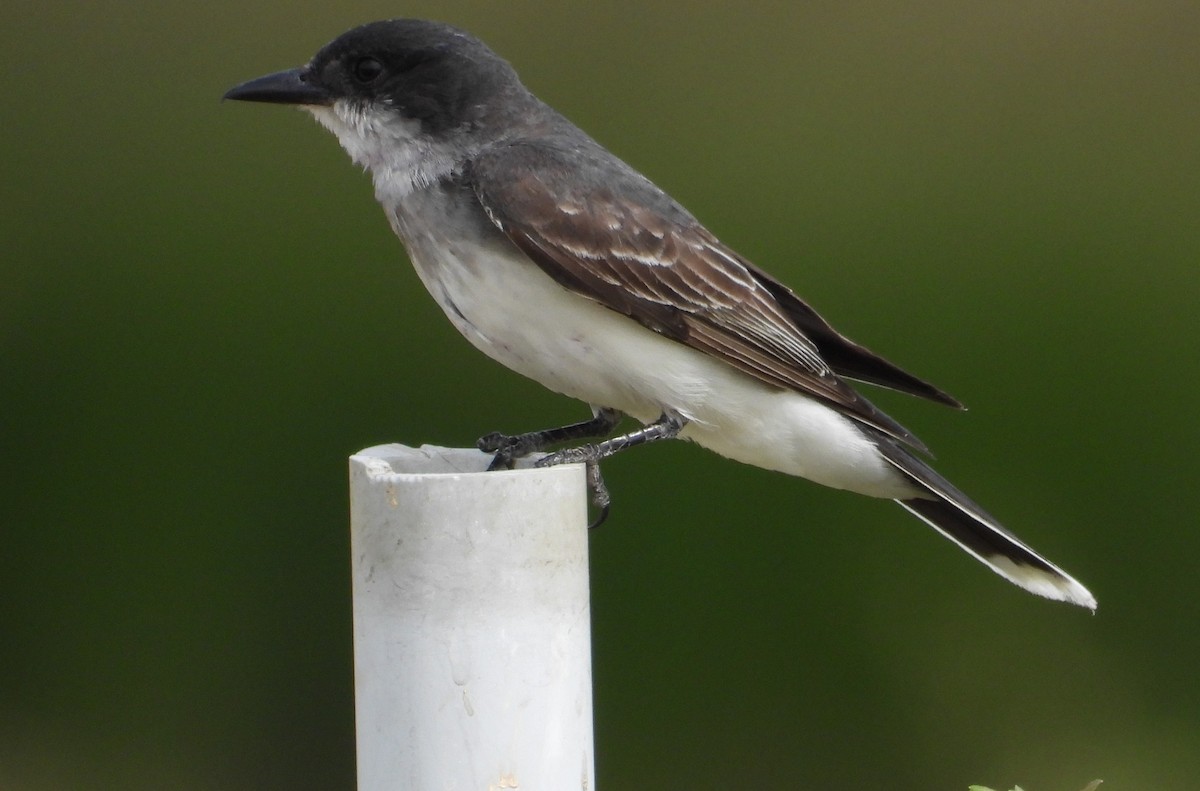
left=223, top=68, right=332, bottom=106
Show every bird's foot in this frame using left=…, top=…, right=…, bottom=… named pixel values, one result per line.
left=477, top=431, right=535, bottom=471
left=477, top=408, right=624, bottom=471
left=534, top=443, right=602, bottom=468
left=535, top=450, right=610, bottom=527
left=584, top=461, right=611, bottom=528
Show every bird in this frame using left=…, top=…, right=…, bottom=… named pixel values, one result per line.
left=224, top=18, right=1095, bottom=609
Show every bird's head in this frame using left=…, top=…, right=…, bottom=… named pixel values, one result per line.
left=224, top=19, right=528, bottom=191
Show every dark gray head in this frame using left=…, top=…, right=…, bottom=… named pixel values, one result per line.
left=225, top=20, right=537, bottom=194
left=225, top=20, right=525, bottom=131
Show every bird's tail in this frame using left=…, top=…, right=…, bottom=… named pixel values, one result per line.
left=875, top=436, right=1096, bottom=610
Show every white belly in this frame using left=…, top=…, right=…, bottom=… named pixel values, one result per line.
left=388, top=194, right=919, bottom=500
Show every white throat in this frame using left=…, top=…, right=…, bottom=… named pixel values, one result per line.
left=306, top=99, right=459, bottom=204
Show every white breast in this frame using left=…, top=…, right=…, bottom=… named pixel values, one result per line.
left=385, top=187, right=919, bottom=501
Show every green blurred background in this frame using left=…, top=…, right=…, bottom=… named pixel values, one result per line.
left=3, top=1, right=1197, bottom=788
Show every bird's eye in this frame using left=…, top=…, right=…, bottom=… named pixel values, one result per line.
left=352, top=57, right=384, bottom=84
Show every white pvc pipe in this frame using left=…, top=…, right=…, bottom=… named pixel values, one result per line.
left=347, top=444, right=595, bottom=791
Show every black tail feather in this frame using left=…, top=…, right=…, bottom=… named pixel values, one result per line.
left=874, top=434, right=1095, bottom=609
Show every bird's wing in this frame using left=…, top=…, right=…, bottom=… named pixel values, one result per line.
left=468, top=140, right=950, bottom=451
left=734, top=261, right=962, bottom=408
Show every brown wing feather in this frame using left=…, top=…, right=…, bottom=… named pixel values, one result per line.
left=469, top=140, right=943, bottom=451
left=738, top=259, right=963, bottom=408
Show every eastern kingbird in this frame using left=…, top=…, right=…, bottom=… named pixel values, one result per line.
left=224, top=19, right=1095, bottom=609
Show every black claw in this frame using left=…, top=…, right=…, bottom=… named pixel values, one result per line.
left=486, top=452, right=514, bottom=471
left=588, top=503, right=611, bottom=529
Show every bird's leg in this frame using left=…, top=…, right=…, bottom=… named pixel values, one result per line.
left=535, top=410, right=688, bottom=468
left=478, top=406, right=623, bottom=471
left=535, top=411, right=686, bottom=528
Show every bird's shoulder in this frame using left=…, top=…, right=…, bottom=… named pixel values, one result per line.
left=466, top=130, right=697, bottom=229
